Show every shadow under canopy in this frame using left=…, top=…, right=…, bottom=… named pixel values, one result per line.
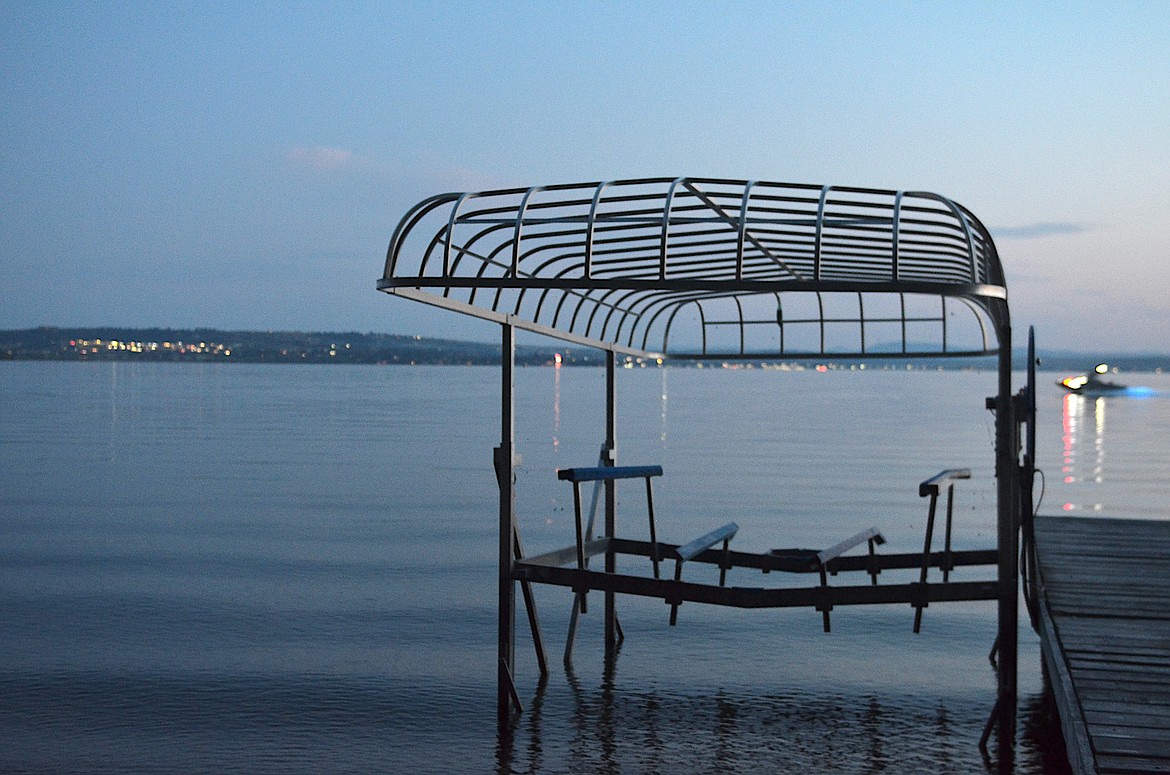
left=377, top=177, right=1026, bottom=763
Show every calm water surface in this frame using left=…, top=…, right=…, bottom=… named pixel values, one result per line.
left=2, top=362, right=1168, bottom=773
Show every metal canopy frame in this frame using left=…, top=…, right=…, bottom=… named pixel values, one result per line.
left=381, top=176, right=1008, bottom=360
left=378, top=177, right=1020, bottom=763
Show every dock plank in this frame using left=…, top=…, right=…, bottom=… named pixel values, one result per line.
left=1034, top=516, right=1170, bottom=775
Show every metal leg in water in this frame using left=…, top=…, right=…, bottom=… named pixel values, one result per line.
left=514, top=523, right=548, bottom=677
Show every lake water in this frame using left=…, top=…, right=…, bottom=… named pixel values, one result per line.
left=2, top=361, right=1168, bottom=773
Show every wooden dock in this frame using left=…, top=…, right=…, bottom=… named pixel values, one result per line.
left=1033, top=516, right=1170, bottom=774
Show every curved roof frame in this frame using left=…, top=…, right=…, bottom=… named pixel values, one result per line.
left=380, top=177, right=1009, bottom=359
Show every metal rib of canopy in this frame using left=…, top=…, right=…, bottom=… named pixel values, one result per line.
left=379, top=177, right=1008, bottom=359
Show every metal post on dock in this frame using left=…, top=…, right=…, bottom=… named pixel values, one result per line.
left=496, top=322, right=518, bottom=720
left=604, top=349, right=618, bottom=656
left=993, top=325, right=1018, bottom=761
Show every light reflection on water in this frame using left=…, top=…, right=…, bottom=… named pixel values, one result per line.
left=1061, top=393, right=1104, bottom=487
left=1049, top=373, right=1170, bottom=517
left=5, top=363, right=1168, bottom=773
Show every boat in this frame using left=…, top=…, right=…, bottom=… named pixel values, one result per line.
left=1058, top=363, right=1130, bottom=395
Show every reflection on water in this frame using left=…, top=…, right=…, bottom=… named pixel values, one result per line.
left=4, top=364, right=1119, bottom=774
left=659, top=367, right=669, bottom=443
left=552, top=362, right=561, bottom=452
left=1018, top=682, right=1075, bottom=775
left=497, top=652, right=1069, bottom=775
left=1051, top=380, right=1170, bottom=517
left=1061, top=394, right=1107, bottom=504
left=107, top=361, right=120, bottom=463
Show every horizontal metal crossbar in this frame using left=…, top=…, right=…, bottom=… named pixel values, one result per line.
left=557, top=464, right=663, bottom=482
left=518, top=538, right=997, bottom=576
left=512, top=562, right=999, bottom=610
left=919, top=468, right=972, bottom=496
left=380, top=177, right=1008, bottom=359
left=816, top=527, right=885, bottom=566
left=673, top=522, right=739, bottom=562
left=521, top=540, right=996, bottom=575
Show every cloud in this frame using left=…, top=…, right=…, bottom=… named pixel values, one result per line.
left=285, top=145, right=360, bottom=173
left=990, top=221, right=1091, bottom=240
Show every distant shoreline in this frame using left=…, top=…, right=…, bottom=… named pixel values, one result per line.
left=2, top=326, right=1167, bottom=372
left=0, top=325, right=581, bottom=366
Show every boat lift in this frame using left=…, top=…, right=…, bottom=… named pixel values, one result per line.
left=378, top=177, right=1030, bottom=761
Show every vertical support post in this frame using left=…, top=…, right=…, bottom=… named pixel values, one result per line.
left=497, top=322, right=518, bottom=720
left=645, top=476, right=660, bottom=579
left=994, top=325, right=1018, bottom=760
left=914, top=490, right=939, bottom=633
left=571, top=481, right=587, bottom=614
left=818, top=564, right=832, bottom=633
left=943, top=484, right=955, bottom=583
left=1022, top=326, right=1039, bottom=630
left=604, top=349, right=618, bottom=656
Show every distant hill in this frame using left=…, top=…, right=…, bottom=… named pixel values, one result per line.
left=2, top=326, right=1167, bottom=371
left=0, top=326, right=603, bottom=366
left=1027, top=349, right=1169, bottom=374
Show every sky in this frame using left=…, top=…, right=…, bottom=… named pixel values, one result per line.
left=2, top=1, right=1168, bottom=352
